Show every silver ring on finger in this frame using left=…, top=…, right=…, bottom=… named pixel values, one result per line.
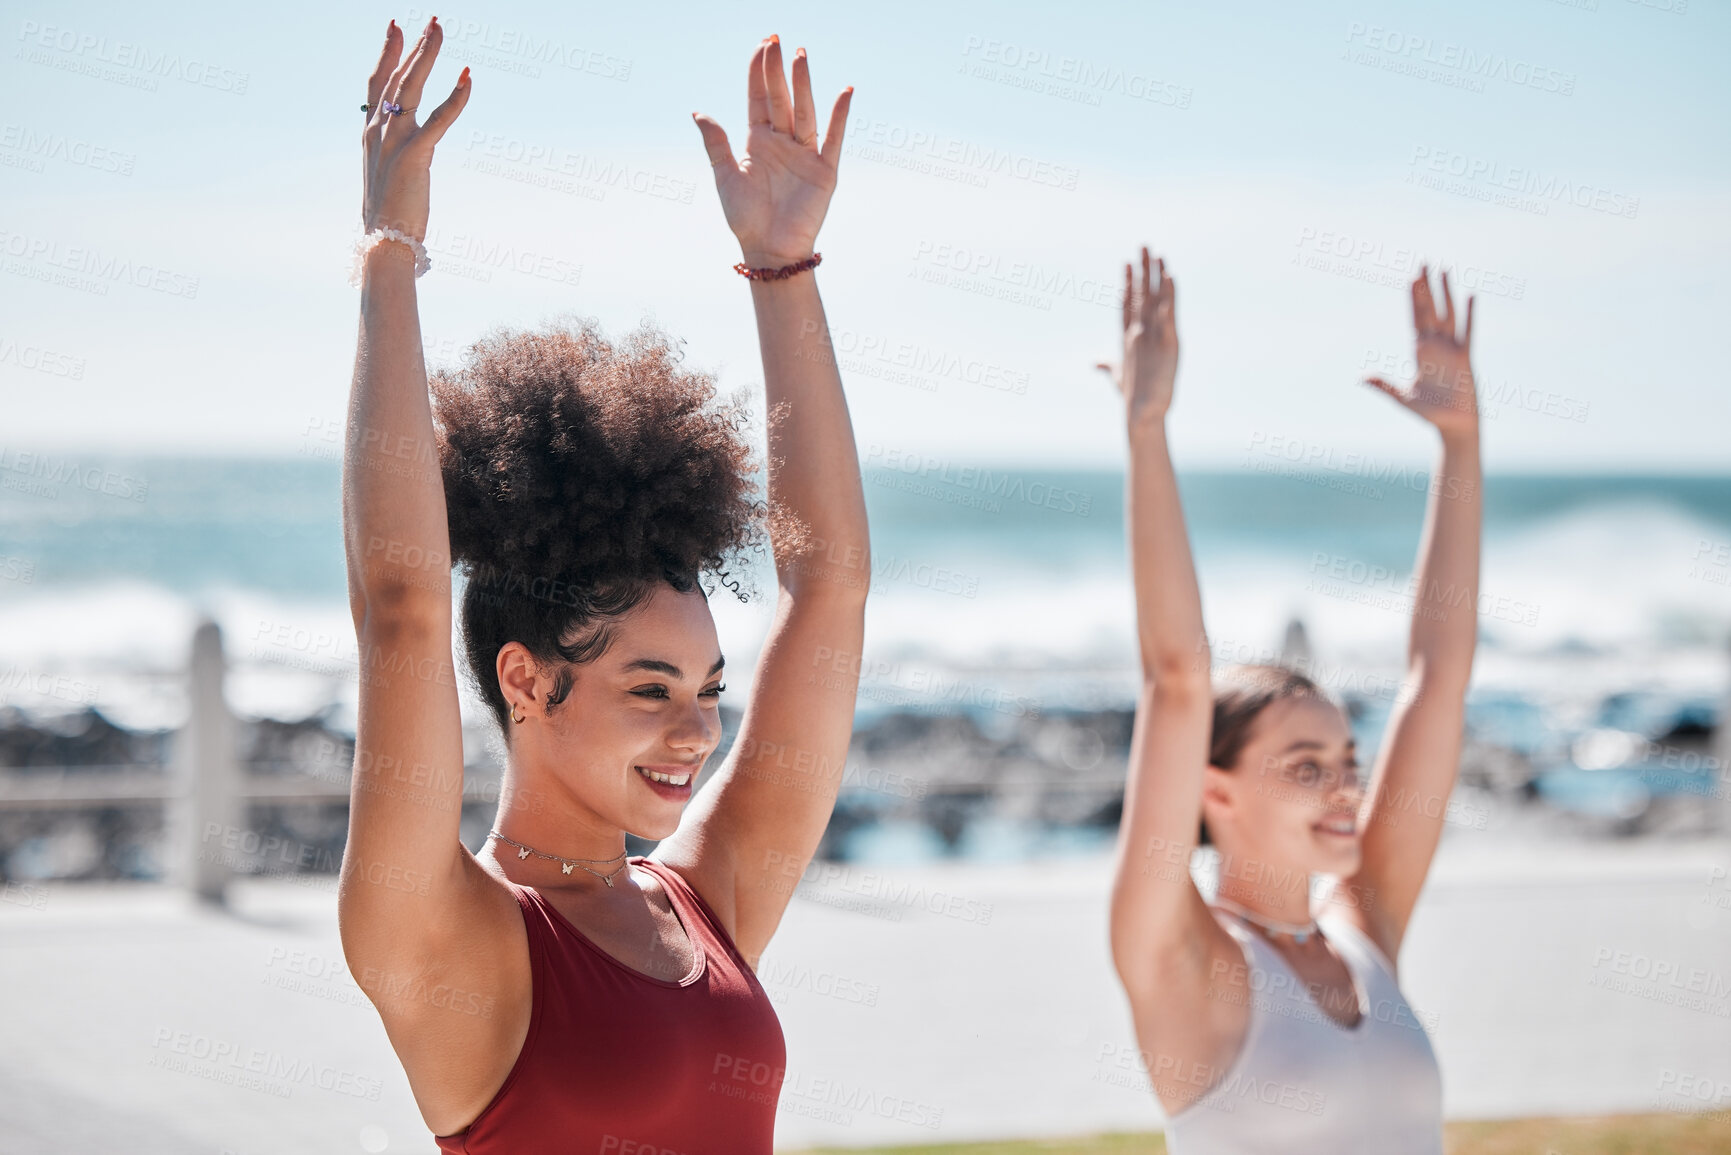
left=382, top=99, right=416, bottom=117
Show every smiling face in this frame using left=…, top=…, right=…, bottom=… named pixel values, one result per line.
left=1203, top=694, right=1365, bottom=881
left=499, top=582, right=727, bottom=842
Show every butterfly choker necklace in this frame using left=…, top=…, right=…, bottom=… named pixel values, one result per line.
left=488, top=830, right=629, bottom=887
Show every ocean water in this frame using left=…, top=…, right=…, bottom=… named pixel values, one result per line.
left=0, top=456, right=1727, bottom=736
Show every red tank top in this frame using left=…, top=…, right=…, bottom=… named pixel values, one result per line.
left=433, top=856, right=786, bottom=1153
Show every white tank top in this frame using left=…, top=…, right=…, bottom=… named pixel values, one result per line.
left=1162, top=908, right=1444, bottom=1154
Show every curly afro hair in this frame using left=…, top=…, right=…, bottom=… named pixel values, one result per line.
left=431, top=318, right=767, bottom=737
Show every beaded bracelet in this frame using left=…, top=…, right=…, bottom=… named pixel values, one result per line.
left=348, top=227, right=432, bottom=286
left=733, top=252, right=821, bottom=281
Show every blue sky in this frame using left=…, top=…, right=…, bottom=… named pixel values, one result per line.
left=2, top=0, right=1726, bottom=469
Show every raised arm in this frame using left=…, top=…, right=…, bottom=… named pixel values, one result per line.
left=1102, top=252, right=1241, bottom=1047
left=1334, top=266, right=1482, bottom=961
left=652, top=37, right=867, bottom=966
left=335, top=19, right=492, bottom=1017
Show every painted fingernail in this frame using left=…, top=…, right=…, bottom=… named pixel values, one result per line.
left=769, top=34, right=780, bottom=44
left=459, top=66, right=470, bottom=85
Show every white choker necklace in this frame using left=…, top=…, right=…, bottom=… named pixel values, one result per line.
left=1213, top=896, right=1319, bottom=943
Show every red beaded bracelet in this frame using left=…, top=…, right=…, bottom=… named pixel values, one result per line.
left=733, top=252, right=822, bottom=281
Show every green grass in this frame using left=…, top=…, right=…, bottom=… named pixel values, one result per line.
left=784, top=1112, right=1731, bottom=1155
left=787, top=1137, right=1158, bottom=1155
left=1442, top=1112, right=1731, bottom=1155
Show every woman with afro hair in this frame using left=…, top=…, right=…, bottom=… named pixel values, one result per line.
left=339, top=18, right=867, bottom=1151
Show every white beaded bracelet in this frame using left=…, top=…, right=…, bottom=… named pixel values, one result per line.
left=349, top=226, right=431, bottom=286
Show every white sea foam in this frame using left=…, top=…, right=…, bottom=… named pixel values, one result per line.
left=0, top=496, right=1724, bottom=729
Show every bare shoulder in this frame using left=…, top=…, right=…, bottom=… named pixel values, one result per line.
left=1123, top=899, right=1258, bottom=1116
left=359, top=850, right=535, bottom=1137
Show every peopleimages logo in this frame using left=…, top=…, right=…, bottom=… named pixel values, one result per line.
left=0, top=447, right=148, bottom=501
left=847, top=115, right=1081, bottom=191
left=910, top=239, right=1121, bottom=310
left=0, top=335, right=86, bottom=379
left=1342, top=22, right=1576, bottom=95
left=1407, top=145, right=1639, bottom=219
left=958, top=35, right=1193, bottom=109
left=15, top=19, right=250, bottom=94
left=404, top=7, right=632, bottom=80
left=421, top=227, right=583, bottom=286
left=148, top=1028, right=383, bottom=1099
left=799, top=320, right=1031, bottom=398
left=0, top=229, right=199, bottom=299
left=865, top=444, right=1094, bottom=516
left=1291, top=227, right=1527, bottom=300
left=462, top=131, right=695, bottom=204
left=0, top=122, right=135, bottom=175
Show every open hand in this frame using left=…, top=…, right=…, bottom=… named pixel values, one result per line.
left=692, top=37, right=851, bottom=267
left=1364, top=266, right=1478, bottom=437
left=361, top=18, right=470, bottom=240
left=1097, top=247, right=1179, bottom=432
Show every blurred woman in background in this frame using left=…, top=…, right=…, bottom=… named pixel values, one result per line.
left=1102, top=246, right=1481, bottom=1152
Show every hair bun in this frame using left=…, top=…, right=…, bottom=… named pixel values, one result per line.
left=431, top=319, right=763, bottom=589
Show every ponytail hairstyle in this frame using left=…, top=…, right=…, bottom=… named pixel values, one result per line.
left=1199, top=664, right=1332, bottom=845
left=431, top=319, right=791, bottom=737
